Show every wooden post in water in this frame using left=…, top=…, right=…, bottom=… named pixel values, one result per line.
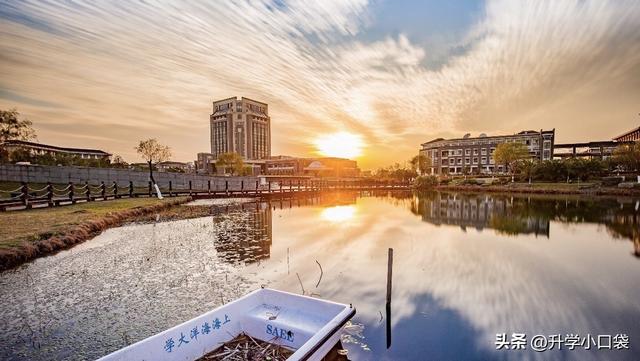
left=386, top=247, right=393, bottom=349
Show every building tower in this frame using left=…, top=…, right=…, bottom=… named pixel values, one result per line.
left=210, top=97, right=271, bottom=160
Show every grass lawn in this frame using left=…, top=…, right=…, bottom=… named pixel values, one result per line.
left=0, top=197, right=187, bottom=250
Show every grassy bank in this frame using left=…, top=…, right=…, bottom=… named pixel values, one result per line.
left=0, top=196, right=190, bottom=271
left=436, top=182, right=640, bottom=196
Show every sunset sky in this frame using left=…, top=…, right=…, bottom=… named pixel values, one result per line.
left=1, top=0, right=639, bottom=169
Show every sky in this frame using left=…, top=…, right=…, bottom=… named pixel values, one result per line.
left=1, top=0, right=639, bottom=170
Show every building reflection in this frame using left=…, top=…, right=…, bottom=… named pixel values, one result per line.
left=415, top=192, right=550, bottom=237
left=212, top=202, right=273, bottom=264
left=211, top=192, right=360, bottom=264
left=413, top=192, right=640, bottom=257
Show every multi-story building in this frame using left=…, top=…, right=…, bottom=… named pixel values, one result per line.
left=210, top=96, right=271, bottom=160
left=1, top=139, right=111, bottom=160
left=420, top=129, right=555, bottom=175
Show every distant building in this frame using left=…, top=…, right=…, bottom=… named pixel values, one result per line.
left=194, top=152, right=216, bottom=174
left=613, top=125, right=640, bottom=142
left=265, top=156, right=360, bottom=178
left=553, top=141, right=621, bottom=159
left=210, top=96, right=271, bottom=160
left=1, top=139, right=111, bottom=160
left=156, top=161, right=194, bottom=173
left=554, top=125, right=639, bottom=159
left=420, top=130, right=555, bottom=175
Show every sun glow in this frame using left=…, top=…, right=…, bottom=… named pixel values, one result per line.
left=320, top=205, right=356, bottom=223
left=314, top=132, right=364, bottom=159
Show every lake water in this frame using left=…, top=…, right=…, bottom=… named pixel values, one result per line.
left=1, top=191, right=639, bottom=360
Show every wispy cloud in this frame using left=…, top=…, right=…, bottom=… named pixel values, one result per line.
left=1, top=0, right=639, bottom=167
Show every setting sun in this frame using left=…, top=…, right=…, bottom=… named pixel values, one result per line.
left=314, top=132, right=364, bottom=159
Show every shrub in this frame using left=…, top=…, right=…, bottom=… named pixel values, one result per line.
left=413, top=175, right=439, bottom=189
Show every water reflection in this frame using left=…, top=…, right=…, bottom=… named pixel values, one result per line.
left=415, top=192, right=549, bottom=236
left=1, top=191, right=639, bottom=361
left=212, top=202, right=272, bottom=264
left=321, top=205, right=357, bottom=223
left=412, top=192, right=640, bottom=257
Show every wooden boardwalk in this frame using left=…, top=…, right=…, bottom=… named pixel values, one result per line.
left=0, top=180, right=411, bottom=211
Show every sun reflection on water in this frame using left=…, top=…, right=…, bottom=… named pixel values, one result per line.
left=320, top=205, right=356, bottom=222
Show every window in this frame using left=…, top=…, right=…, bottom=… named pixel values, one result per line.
left=481, top=157, right=487, bottom=164
left=473, top=148, right=479, bottom=155
left=481, top=148, right=487, bottom=155
left=457, top=158, right=462, bottom=165
left=465, top=149, right=471, bottom=156
left=465, top=158, right=470, bottom=164
left=473, top=157, right=478, bottom=164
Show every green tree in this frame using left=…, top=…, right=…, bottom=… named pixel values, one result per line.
left=216, top=152, right=245, bottom=175
left=494, top=142, right=530, bottom=179
left=0, top=109, right=36, bottom=142
left=410, top=154, right=432, bottom=175
left=135, top=138, right=171, bottom=185
left=612, top=142, right=640, bottom=173
left=516, top=159, right=537, bottom=184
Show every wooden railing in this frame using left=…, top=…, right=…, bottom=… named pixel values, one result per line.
left=0, top=179, right=411, bottom=211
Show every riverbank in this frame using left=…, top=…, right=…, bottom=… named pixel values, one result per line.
left=435, top=182, right=640, bottom=196
left=0, top=197, right=190, bottom=271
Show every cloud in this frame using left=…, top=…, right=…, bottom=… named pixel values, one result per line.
left=1, top=0, right=639, bottom=168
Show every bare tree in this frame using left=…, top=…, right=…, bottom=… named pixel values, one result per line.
left=135, top=138, right=171, bottom=186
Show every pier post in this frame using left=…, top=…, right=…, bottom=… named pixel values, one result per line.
left=129, top=181, right=134, bottom=198
left=46, top=182, right=53, bottom=207
left=69, top=182, right=75, bottom=204
left=20, top=182, right=28, bottom=208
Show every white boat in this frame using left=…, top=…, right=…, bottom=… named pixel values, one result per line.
left=97, top=287, right=356, bottom=361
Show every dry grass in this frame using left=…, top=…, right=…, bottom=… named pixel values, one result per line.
left=0, top=197, right=189, bottom=270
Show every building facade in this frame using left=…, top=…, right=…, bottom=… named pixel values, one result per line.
left=1, top=139, right=111, bottom=160
left=264, top=156, right=360, bottom=178
left=194, top=152, right=216, bottom=174
left=420, top=130, right=555, bottom=175
left=210, top=97, right=271, bottom=160
left=156, top=161, right=194, bottom=173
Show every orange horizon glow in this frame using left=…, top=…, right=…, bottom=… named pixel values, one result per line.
left=314, top=132, right=364, bottom=159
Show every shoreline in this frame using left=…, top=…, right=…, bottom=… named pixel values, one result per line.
left=0, top=197, right=191, bottom=271
left=434, top=184, right=640, bottom=197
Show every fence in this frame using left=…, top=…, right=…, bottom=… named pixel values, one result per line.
left=0, top=178, right=411, bottom=211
